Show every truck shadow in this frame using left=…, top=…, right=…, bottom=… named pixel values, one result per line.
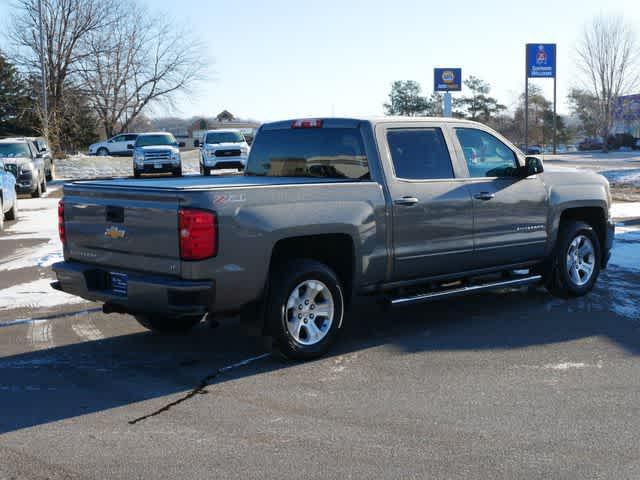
left=0, top=268, right=638, bottom=434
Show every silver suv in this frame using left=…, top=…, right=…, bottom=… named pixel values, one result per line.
left=131, top=132, right=185, bottom=177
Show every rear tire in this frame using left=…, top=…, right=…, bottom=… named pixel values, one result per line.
left=545, top=220, right=601, bottom=298
left=267, top=259, right=344, bottom=361
left=134, top=314, right=202, bottom=334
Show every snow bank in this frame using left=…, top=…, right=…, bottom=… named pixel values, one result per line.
left=55, top=152, right=200, bottom=180
left=601, top=169, right=640, bottom=186
left=0, top=197, right=63, bottom=271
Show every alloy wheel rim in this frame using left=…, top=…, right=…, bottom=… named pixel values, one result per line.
left=566, top=234, right=595, bottom=286
left=284, top=280, right=334, bottom=346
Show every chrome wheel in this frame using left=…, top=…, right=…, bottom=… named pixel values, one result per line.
left=566, top=234, right=595, bottom=286
left=284, top=280, right=334, bottom=346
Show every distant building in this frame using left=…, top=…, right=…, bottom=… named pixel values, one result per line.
left=613, top=94, right=640, bottom=138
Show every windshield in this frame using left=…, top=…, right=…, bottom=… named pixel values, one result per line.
left=205, top=131, right=244, bottom=144
left=135, top=134, right=176, bottom=147
left=245, top=128, right=369, bottom=180
left=0, top=143, right=31, bottom=158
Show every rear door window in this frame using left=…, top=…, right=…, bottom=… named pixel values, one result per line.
left=387, top=128, right=454, bottom=180
left=246, top=128, right=369, bottom=179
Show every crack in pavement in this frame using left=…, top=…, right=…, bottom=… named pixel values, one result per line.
left=128, top=353, right=271, bottom=425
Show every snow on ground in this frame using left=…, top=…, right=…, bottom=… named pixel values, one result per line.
left=601, top=169, right=640, bottom=186
left=0, top=278, right=89, bottom=311
left=0, top=196, right=63, bottom=271
left=611, top=202, right=640, bottom=220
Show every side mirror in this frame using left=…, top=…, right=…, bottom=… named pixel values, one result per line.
left=193, top=140, right=200, bottom=148
left=35, top=152, right=43, bottom=159
left=524, top=156, right=544, bottom=176
left=178, top=141, right=185, bottom=148
left=127, top=144, right=134, bottom=149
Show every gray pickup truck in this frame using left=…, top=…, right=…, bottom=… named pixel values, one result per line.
left=52, top=117, right=614, bottom=360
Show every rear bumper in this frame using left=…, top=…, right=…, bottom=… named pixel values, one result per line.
left=52, top=261, right=214, bottom=318
left=602, top=219, right=615, bottom=269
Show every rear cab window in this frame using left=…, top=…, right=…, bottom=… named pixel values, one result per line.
left=387, top=128, right=454, bottom=180
left=245, top=126, right=369, bottom=180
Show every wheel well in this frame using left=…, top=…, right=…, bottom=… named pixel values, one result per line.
left=270, top=234, right=355, bottom=303
left=559, top=207, right=607, bottom=248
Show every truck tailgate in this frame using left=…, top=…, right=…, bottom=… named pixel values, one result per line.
left=63, top=186, right=181, bottom=276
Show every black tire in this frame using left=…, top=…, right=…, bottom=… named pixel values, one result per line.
left=0, top=198, right=4, bottom=231
left=5, top=198, right=17, bottom=221
left=267, top=259, right=345, bottom=361
left=133, top=169, right=141, bottom=178
left=134, top=314, right=202, bottom=334
left=31, top=180, right=42, bottom=198
left=545, top=220, right=601, bottom=298
left=41, top=178, right=47, bottom=193
left=203, top=167, right=210, bottom=176
left=97, top=147, right=109, bottom=156
left=172, top=167, right=182, bottom=177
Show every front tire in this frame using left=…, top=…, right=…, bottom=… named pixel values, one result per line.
left=31, top=180, right=42, bottom=198
left=172, top=167, right=182, bottom=177
left=134, top=315, right=202, bottom=334
left=267, top=259, right=344, bottom=361
left=97, top=147, right=109, bottom=157
left=545, top=220, right=601, bottom=298
left=5, top=198, right=17, bottom=221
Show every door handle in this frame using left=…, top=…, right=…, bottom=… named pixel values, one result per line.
left=394, top=196, right=419, bottom=206
left=474, top=192, right=495, bottom=201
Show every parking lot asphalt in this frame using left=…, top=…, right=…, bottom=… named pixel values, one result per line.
left=0, top=173, right=639, bottom=479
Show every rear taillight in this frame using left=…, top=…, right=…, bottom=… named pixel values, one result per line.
left=179, top=209, right=217, bottom=260
left=58, top=200, right=65, bottom=244
left=291, top=119, right=323, bottom=129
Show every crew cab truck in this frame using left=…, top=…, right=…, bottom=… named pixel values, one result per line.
left=52, top=117, right=614, bottom=360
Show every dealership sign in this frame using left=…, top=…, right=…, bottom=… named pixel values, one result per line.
left=434, top=68, right=462, bottom=92
left=526, top=44, right=556, bottom=78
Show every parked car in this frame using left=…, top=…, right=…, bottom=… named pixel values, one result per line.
left=0, top=138, right=47, bottom=197
left=578, top=138, right=604, bottom=151
left=0, top=157, right=18, bottom=231
left=24, top=137, right=54, bottom=180
left=132, top=132, right=184, bottom=177
left=526, top=145, right=542, bottom=155
left=633, top=138, right=640, bottom=150
left=88, top=133, right=139, bottom=157
left=53, top=117, right=614, bottom=360
left=197, top=129, right=250, bottom=174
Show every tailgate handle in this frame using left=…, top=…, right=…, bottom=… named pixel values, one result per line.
left=106, top=206, right=125, bottom=223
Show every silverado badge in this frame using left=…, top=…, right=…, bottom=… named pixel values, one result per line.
left=104, top=226, right=126, bottom=239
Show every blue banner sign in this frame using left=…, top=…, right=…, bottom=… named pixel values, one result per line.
left=527, top=44, right=556, bottom=78
left=434, top=68, right=462, bottom=92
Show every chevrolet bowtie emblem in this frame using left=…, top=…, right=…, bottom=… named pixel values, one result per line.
left=104, top=226, right=126, bottom=239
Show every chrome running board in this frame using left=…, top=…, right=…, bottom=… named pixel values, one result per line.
left=390, top=275, right=542, bottom=306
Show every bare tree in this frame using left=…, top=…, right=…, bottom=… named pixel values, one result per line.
left=11, top=0, right=114, bottom=152
left=575, top=15, right=640, bottom=151
left=78, top=2, right=206, bottom=138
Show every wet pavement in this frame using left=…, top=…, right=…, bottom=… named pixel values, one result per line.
left=0, top=179, right=639, bottom=479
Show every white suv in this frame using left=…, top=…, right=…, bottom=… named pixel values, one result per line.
left=198, top=129, right=249, bottom=175
left=88, top=133, right=139, bottom=156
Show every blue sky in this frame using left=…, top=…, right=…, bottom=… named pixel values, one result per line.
left=1, top=0, right=639, bottom=121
